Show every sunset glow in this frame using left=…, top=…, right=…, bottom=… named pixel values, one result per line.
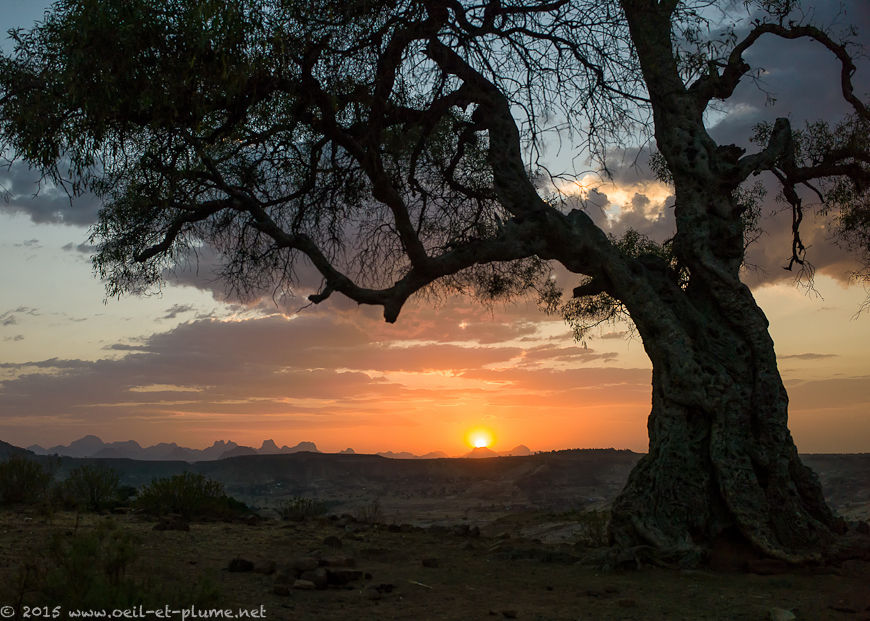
left=467, top=428, right=495, bottom=449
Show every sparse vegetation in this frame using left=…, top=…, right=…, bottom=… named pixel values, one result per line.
left=42, top=519, right=141, bottom=607
left=355, top=498, right=383, bottom=524
left=277, top=496, right=328, bottom=521
left=0, top=456, right=51, bottom=506
left=135, top=472, right=247, bottom=520
left=60, top=464, right=121, bottom=512
left=572, top=510, right=610, bottom=547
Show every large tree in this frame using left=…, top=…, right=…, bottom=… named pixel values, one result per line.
left=1, top=0, right=868, bottom=564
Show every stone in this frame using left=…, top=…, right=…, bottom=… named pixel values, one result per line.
left=299, top=567, right=328, bottom=589
left=227, top=558, right=254, bottom=573
left=288, top=557, right=319, bottom=573
left=323, top=535, right=342, bottom=548
left=501, top=611, right=518, bottom=619
left=768, top=609, right=796, bottom=621
left=272, top=585, right=291, bottom=597
left=292, top=579, right=316, bottom=590
left=421, top=558, right=439, bottom=568
left=327, top=568, right=364, bottom=586
left=153, top=516, right=189, bottom=531
left=254, top=560, right=276, bottom=575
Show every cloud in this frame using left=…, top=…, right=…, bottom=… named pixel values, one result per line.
left=0, top=306, right=39, bottom=327
left=62, top=242, right=99, bottom=254
left=0, top=309, right=642, bottom=444
left=779, top=353, right=838, bottom=360
left=0, top=163, right=101, bottom=227
left=3, top=335, right=24, bottom=342
left=162, top=304, right=195, bottom=320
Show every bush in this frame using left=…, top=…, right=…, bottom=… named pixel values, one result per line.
left=42, top=519, right=141, bottom=607
left=277, top=496, right=328, bottom=521
left=355, top=498, right=383, bottom=524
left=135, top=473, right=246, bottom=520
left=61, top=465, right=120, bottom=512
left=0, top=456, right=51, bottom=506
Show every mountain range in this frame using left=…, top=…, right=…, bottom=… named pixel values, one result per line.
left=24, top=435, right=532, bottom=461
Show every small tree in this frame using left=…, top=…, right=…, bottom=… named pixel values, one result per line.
left=135, top=472, right=243, bottom=520
left=0, top=456, right=50, bottom=506
left=62, top=464, right=121, bottom=512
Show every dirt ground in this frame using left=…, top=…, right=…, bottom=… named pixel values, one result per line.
left=1, top=511, right=869, bottom=621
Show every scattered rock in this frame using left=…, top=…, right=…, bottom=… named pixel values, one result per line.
left=421, top=557, right=439, bottom=568
left=327, top=568, right=364, bottom=586
left=254, top=560, right=276, bottom=575
left=292, top=579, right=316, bottom=590
left=227, top=558, right=254, bottom=573
left=153, top=516, right=189, bottom=531
left=747, top=559, right=791, bottom=575
left=322, top=535, right=342, bottom=548
left=288, top=557, right=319, bottom=573
left=320, top=556, right=356, bottom=568
left=299, top=567, right=328, bottom=589
left=768, top=608, right=796, bottom=621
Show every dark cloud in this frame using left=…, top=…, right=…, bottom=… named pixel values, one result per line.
left=0, top=306, right=39, bottom=327
left=61, top=241, right=99, bottom=254
left=779, top=353, right=838, bottom=360
left=162, top=304, right=195, bottom=320
left=0, top=163, right=101, bottom=227
left=3, top=335, right=24, bottom=342
left=598, top=331, right=629, bottom=340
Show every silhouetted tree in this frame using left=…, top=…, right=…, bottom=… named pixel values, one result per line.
left=1, top=0, right=868, bottom=563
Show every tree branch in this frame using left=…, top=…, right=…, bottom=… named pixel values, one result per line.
left=691, top=21, right=869, bottom=122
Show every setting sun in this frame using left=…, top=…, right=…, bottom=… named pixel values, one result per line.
left=466, top=427, right=495, bottom=449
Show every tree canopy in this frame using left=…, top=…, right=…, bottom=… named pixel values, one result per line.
left=1, top=0, right=864, bottom=323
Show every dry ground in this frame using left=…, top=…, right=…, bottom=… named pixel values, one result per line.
left=1, top=511, right=868, bottom=621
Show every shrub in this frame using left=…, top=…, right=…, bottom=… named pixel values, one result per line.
left=61, top=464, right=120, bottom=512
left=0, top=456, right=51, bottom=506
left=355, top=498, right=383, bottom=524
left=42, top=519, right=142, bottom=607
left=572, top=510, right=610, bottom=547
left=135, top=472, right=245, bottom=520
left=277, top=496, right=328, bottom=521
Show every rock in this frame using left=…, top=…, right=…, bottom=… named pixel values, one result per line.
left=747, top=559, right=791, bottom=575
left=387, top=523, right=402, bottom=533
left=254, top=560, right=276, bottom=575
left=227, top=558, right=254, bottom=572
left=617, top=599, right=637, bottom=608
left=421, top=558, right=439, bottom=568
left=292, top=579, right=316, bottom=590
left=327, top=568, right=364, bottom=586
left=153, top=516, right=189, bottom=531
left=501, top=611, right=518, bottom=619
left=320, top=556, right=356, bottom=568
left=323, top=535, right=342, bottom=548
left=288, top=557, right=319, bottom=573
left=299, top=567, right=328, bottom=589
left=272, top=585, right=291, bottom=597
left=768, top=608, right=796, bottom=621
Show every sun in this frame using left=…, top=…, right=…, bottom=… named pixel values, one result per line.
left=466, top=427, right=495, bottom=449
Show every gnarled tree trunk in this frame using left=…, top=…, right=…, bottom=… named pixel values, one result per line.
left=603, top=193, right=843, bottom=564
